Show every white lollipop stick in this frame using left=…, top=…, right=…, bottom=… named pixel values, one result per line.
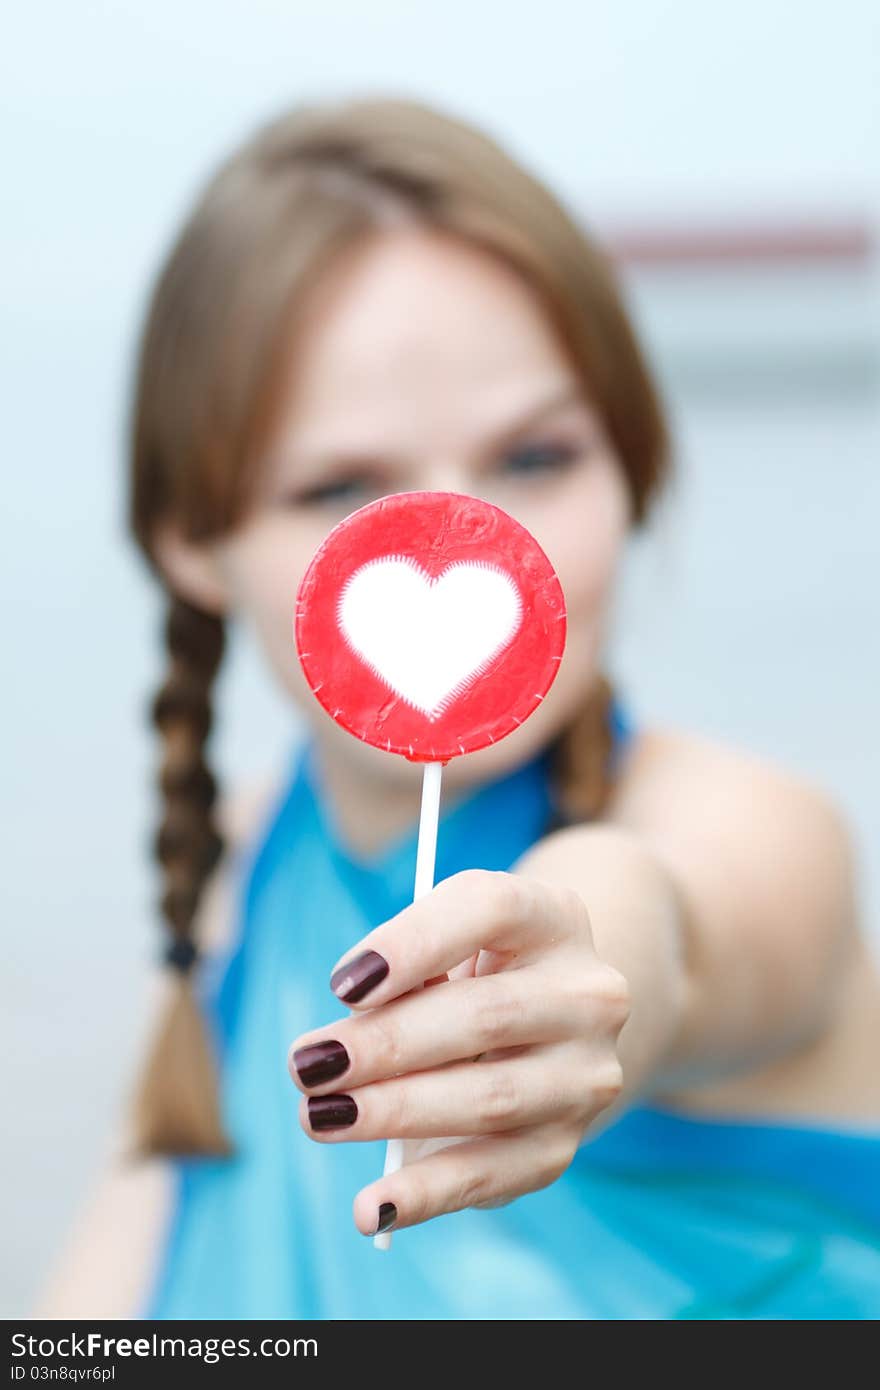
left=374, top=759, right=443, bottom=1251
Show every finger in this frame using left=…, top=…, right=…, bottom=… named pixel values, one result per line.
left=289, top=970, right=581, bottom=1094
left=298, top=1042, right=619, bottom=1142
left=328, top=869, right=584, bottom=1009
left=352, top=1123, right=579, bottom=1235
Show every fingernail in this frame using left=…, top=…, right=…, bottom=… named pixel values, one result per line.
left=373, top=1202, right=397, bottom=1235
left=292, top=1040, right=350, bottom=1088
left=330, top=949, right=389, bottom=1004
left=307, top=1094, right=358, bottom=1131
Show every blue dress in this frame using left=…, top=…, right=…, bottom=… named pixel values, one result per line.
left=141, top=711, right=880, bottom=1319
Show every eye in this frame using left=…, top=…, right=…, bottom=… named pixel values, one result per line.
left=282, top=474, right=378, bottom=508
left=498, top=440, right=580, bottom=477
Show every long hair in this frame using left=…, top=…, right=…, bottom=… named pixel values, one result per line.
left=126, top=95, right=671, bottom=1158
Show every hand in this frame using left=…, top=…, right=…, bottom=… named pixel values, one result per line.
left=287, top=868, right=631, bottom=1238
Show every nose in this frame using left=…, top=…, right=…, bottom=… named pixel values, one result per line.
left=420, top=461, right=479, bottom=497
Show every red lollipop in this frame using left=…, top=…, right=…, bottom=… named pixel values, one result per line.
left=293, top=490, right=566, bottom=1247
left=295, top=490, right=565, bottom=761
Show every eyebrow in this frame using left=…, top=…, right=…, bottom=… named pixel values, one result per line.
left=282, top=381, right=590, bottom=479
left=484, top=381, right=590, bottom=451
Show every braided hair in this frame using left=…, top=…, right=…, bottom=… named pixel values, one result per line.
left=126, top=597, right=232, bottom=1156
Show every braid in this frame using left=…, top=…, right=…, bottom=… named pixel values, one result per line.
left=154, top=597, right=225, bottom=959
left=126, top=594, right=235, bottom=1160
left=549, top=673, right=618, bottom=826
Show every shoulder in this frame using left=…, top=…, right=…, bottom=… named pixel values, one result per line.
left=538, top=723, right=857, bottom=974
left=610, top=725, right=854, bottom=879
left=605, top=726, right=859, bottom=998
left=524, top=724, right=854, bottom=909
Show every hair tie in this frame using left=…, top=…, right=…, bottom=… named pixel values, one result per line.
left=164, top=937, right=199, bottom=972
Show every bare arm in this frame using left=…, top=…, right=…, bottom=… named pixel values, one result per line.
left=516, top=730, right=864, bottom=1107
left=31, top=1124, right=174, bottom=1319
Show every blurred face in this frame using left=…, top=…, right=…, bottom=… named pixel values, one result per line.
left=212, top=228, right=631, bottom=793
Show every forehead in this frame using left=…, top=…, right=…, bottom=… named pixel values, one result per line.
left=275, top=229, right=576, bottom=448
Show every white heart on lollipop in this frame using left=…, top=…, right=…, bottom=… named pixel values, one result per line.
left=338, top=556, right=522, bottom=719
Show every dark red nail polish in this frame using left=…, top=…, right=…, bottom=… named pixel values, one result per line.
left=374, top=1202, right=397, bottom=1234
left=330, top=949, right=389, bottom=1003
left=307, top=1094, right=358, bottom=1131
left=292, top=1040, right=350, bottom=1088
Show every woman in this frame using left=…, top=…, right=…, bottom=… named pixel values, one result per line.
left=36, top=95, right=880, bottom=1320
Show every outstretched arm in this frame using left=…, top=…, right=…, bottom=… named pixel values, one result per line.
left=287, top=731, right=865, bottom=1237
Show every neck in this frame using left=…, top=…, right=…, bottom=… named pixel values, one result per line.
left=308, top=737, right=431, bottom=858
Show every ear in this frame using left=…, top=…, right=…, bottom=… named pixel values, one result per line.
left=152, top=521, right=230, bottom=617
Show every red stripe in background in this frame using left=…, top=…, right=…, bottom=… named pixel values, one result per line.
left=605, top=221, right=875, bottom=268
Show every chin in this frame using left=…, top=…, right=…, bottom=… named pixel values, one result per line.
left=439, top=687, right=577, bottom=791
